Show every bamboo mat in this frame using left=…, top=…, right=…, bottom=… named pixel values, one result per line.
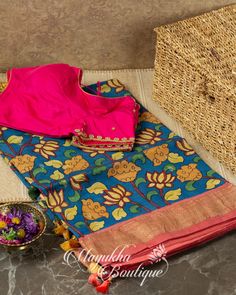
left=0, top=69, right=235, bottom=203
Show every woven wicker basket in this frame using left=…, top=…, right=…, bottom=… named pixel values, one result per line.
left=153, top=4, right=236, bottom=173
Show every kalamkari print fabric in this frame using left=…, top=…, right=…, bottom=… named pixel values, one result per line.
left=0, top=79, right=236, bottom=275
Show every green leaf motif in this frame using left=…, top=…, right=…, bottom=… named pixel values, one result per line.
left=185, top=181, right=197, bottom=191
left=155, top=124, right=162, bottom=131
left=59, top=179, right=67, bottom=186
left=68, top=191, right=81, bottom=202
left=132, top=153, right=146, bottom=164
left=135, top=177, right=146, bottom=187
left=74, top=221, right=85, bottom=228
left=164, top=163, right=176, bottom=172
left=33, top=167, right=47, bottom=177
left=129, top=205, right=140, bottom=214
left=92, top=166, right=107, bottom=175
left=207, top=169, right=216, bottom=177
left=38, top=179, right=51, bottom=184
left=95, top=158, right=105, bottom=166
left=147, top=190, right=158, bottom=200
left=134, top=147, right=143, bottom=152
left=64, top=149, right=77, bottom=159
left=193, top=156, right=201, bottom=163
left=38, top=200, right=47, bottom=209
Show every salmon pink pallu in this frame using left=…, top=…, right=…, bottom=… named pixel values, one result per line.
left=0, top=77, right=236, bottom=292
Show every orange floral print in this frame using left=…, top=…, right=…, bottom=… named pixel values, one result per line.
left=108, top=160, right=141, bottom=182
left=177, top=163, right=202, bottom=182
left=144, top=144, right=169, bottom=166
left=63, top=155, right=89, bottom=175
left=10, top=155, right=36, bottom=173
left=82, top=199, right=109, bottom=220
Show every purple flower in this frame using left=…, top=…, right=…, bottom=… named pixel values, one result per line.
left=0, top=208, right=40, bottom=245
left=0, top=214, right=11, bottom=232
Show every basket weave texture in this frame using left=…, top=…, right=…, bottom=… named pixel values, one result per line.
left=153, top=4, right=236, bottom=173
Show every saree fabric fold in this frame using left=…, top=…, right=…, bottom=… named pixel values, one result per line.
left=0, top=79, right=236, bottom=281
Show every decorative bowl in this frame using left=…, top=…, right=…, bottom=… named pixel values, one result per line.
left=0, top=202, right=47, bottom=250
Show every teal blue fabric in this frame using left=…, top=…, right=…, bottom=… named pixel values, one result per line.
left=0, top=80, right=226, bottom=238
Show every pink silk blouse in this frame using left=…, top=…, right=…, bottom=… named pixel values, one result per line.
left=0, top=64, right=140, bottom=151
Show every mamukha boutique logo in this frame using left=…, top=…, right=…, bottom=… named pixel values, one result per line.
left=149, top=243, right=167, bottom=263
left=63, top=243, right=169, bottom=287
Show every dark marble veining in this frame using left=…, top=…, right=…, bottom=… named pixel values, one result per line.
left=0, top=219, right=236, bottom=295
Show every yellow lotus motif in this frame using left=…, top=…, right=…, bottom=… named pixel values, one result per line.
left=10, top=155, right=36, bottom=173
left=144, top=144, right=169, bottom=166
left=146, top=171, right=175, bottom=190
left=177, top=163, right=202, bottom=182
left=107, top=79, right=125, bottom=93
left=70, top=173, right=88, bottom=190
left=103, top=185, right=132, bottom=207
left=63, top=155, right=89, bottom=175
left=34, top=140, right=59, bottom=159
left=139, top=111, right=160, bottom=124
left=108, top=160, right=141, bottom=182
left=176, top=139, right=195, bottom=156
left=136, top=128, right=162, bottom=145
left=46, top=189, right=68, bottom=213
left=82, top=199, right=109, bottom=220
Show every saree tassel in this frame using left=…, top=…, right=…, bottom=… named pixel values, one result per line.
left=88, top=273, right=101, bottom=287
left=60, top=238, right=79, bottom=251
left=88, top=262, right=101, bottom=274
left=95, top=278, right=111, bottom=294
left=53, top=221, right=70, bottom=240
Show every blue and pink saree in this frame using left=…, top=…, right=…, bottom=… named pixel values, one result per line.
left=0, top=79, right=236, bottom=291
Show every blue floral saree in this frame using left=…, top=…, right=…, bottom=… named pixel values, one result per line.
left=0, top=79, right=236, bottom=288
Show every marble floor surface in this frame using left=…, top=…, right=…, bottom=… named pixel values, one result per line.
left=0, top=218, right=236, bottom=295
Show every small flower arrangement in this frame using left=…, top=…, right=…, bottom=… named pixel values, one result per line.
left=0, top=207, right=40, bottom=245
